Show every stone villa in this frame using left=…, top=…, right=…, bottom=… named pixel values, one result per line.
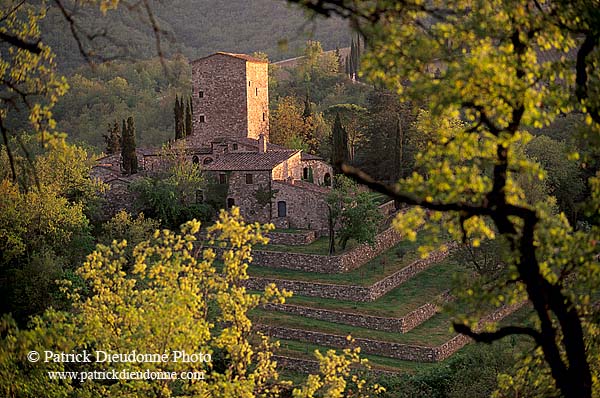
left=94, top=52, right=333, bottom=234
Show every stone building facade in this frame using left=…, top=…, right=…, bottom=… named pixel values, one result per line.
left=190, top=52, right=269, bottom=146
left=94, top=51, right=334, bottom=233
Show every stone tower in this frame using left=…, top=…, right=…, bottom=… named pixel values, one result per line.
left=189, top=52, right=269, bottom=147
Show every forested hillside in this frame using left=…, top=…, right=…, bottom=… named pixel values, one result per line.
left=41, top=0, right=350, bottom=73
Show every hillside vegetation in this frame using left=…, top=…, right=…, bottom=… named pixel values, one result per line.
left=41, top=0, right=350, bottom=73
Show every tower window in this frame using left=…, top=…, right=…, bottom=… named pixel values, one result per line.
left=245, top=173, right=253, bottom=184
left=255, top=87, right=258, bottom=96
left=262, top=112, right=266, bottom=121
left=248, top=81, right=251, bottom=87
left=199, top=115, right=206, bottom=123
left=198, top=90, right=204, bottom=98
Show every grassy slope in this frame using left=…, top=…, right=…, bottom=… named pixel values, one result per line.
left=248, top=235, right=431, bottom=285
left=279, top=259, right=468, bottom=317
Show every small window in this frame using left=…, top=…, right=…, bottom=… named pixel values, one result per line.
left=232, top=143, right=238, bottom=150
left=199, top=115, right=206, bottom=123
left=324, top=173, right=332, bottom=186
left=196, top=189, right=204, bottom=203
left=219, top=173, right=227, bottom=184
left=203, top=157, right=213, bottom=165
left=192, top=155, right=199, bottom=164
left=277, top=201, right=287, bottom=217
left=198, top=91, right=204, bottom=98
left=245, top=173, right=253, bottom=184
left=262, top=112, right=266, bottom=121
left=227, top=198, right=235, bottom=209
left=255, top=87, right=258, bottom=96
left=303, top=167, right=309, bottom=180
left=249, top=81, right=251, bottom=87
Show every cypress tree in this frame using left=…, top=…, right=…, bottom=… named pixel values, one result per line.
left=121, top=116, right=138, bottom=175
left=332, top=112, right=348, bottom=174
left=174, top=95, right=181, bottom=139
left=103, top=120, right=121, bottom=155
left=302, top=94, right=312, bottom=119
left=185, top=96, right=193, bottom=136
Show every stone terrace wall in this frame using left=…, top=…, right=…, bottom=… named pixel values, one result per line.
left=244, top=245, right=454, bottom=302
left=273, top=355, right=399, bottom=377
left=257, top=324, right=438, bottom=362
left=251, top=226, right=403, bottom=273
left=266, top=230, right=316, bottom=245
left=434, top=301, right=527, bottom=361
left=262, top=291, right=451, bottom=333
left=256, top=301, right=527, bottom=363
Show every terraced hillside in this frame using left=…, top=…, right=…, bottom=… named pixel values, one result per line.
left=245, top=213, right=527, bottom=374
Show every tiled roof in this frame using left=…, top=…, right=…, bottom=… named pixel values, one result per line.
left=301, top=152, right=324, bottom=161
left=203, top=150, right=298, bottom=171
left=192, top=52, right=268, bottom=64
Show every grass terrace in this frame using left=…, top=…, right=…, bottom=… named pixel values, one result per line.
left=246, top=235, right=436, bottom=285
left=274, top=339, right=437, bottom=374
left=276, top=259, right=469, bottom=317
left=251, top=308, right=460, bottom=346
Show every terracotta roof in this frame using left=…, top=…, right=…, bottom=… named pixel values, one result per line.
left=192, top=52, right=268, bottom=64
left=203, top=150, right=298, bottom=171
left=301, top=152, right=324, bottom=161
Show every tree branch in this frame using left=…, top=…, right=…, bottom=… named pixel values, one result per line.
left=453, top=322, right=541, bottom=344
left=0, top=31, right=41, bottom=54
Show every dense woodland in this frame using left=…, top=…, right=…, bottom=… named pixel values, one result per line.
left=1, top=0, right=600, bottom=397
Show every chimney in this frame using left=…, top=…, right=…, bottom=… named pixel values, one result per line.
left=258, top=133, right=266, bottom=153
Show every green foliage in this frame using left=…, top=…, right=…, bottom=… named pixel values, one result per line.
left=98, top=210, right=160, bottom=268
left=327, top=175, right=383, bottom=250
left=130, top=155, right=207, bottom=228
left=102, top=121, right=121, bottom=155
left=331, top=112, right=349, bottom=173
left=0, top=210, right=381, bottom=398
left=0, top=140, right=100, bottom=323
left=525, top=135, right=586, bottom=222
left=53, top=57, right=191, bottom=150
left=121, top=116, right=138, bottom=175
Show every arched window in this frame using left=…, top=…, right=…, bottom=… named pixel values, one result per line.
left=203, top=157, right=213, bottom=165
left=324, top=173, right=332, bottom=186
left=192, top=155, right=199, bottom=164
left=277, top=201, right=287, bottom=217
left=227, top=198, right=235, bottom=209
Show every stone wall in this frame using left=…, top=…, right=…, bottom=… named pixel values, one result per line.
left=272, top=151, right=302, bottom=180
left=271, top=180, right=330, bottom=235
left=267, top=230, right=317, bottom=245
left=262, top=294, right=445, bottom=333
left=250, top=226, right=405, bottom=273
left=299, top=159, right=333, bottom=186
left=244, top=246, right=453, bottom=302
left=226, top=170, right=272, bottom=223
left=272, top=355, right=399, bottom=377
left=256, top=301, right=527, bottom=363
left=190, top=54, right=254, bottom=146
left=245, top=61, right=269, bottom=140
